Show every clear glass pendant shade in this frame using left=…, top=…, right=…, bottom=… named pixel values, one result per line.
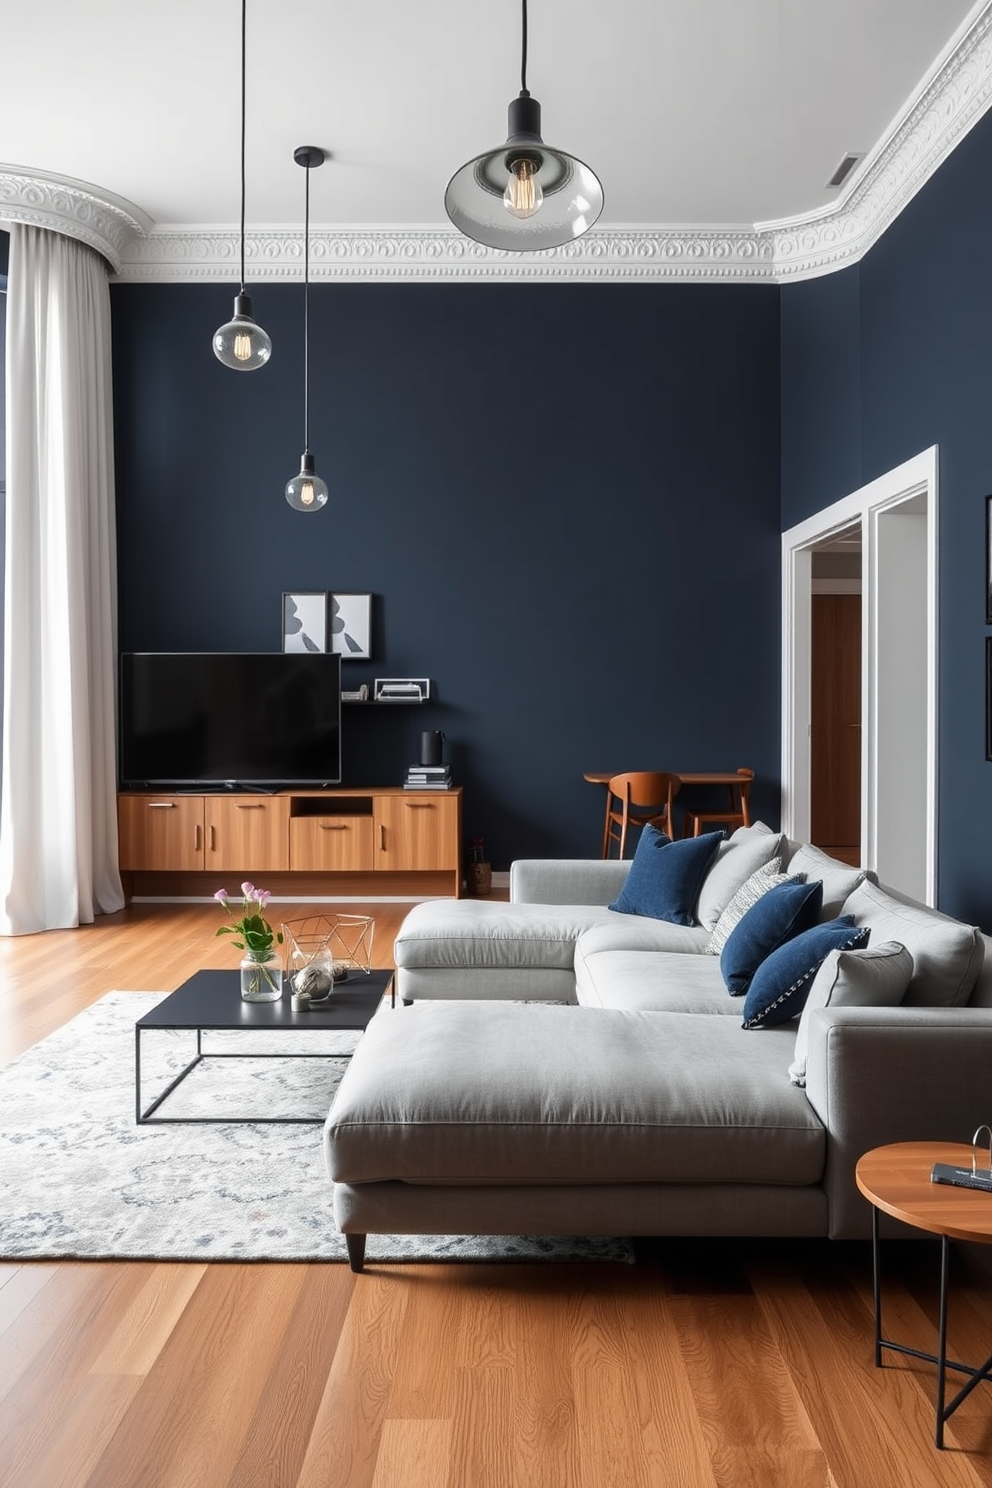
left=213, top=293, right=272, bottom=370
left=445, top=143, right=603, bottom=250
left=285, top=452, right=328, bottom=512
left=445, top=91, right=603, bottom=252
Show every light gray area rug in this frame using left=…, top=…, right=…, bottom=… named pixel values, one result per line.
left=0, top=992, right=634, bottom=1265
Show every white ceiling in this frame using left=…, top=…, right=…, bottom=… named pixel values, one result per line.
left=0, top=0, right=981, bottom=228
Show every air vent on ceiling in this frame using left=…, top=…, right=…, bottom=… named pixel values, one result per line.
left=826, top=153, right=864, bottom=190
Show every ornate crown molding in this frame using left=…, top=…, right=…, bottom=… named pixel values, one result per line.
left=114, top=225, right=778, bottom=283
left=761, top=0, right=992, bottom=279
left=0, top=165, right=152, bottom=273
left=7, top=2, right=992, bottom=285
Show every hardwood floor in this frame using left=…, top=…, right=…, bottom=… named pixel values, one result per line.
left=2, top=901, right=992, bottom=1486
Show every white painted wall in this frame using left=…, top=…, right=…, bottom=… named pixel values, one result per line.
left=870, top=507, right=928, bottom=899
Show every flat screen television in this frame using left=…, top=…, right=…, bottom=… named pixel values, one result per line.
left=119, top=652, right=342, bottom=789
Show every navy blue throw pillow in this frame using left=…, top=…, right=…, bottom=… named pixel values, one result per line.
left=608, top=827, right=723, bottom=926
left=720, top=878, right=824, bottom=995
left=742, top=918, right=870, bottom=1028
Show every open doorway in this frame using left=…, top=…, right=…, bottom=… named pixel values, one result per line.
left=781, top=447, right=937, bottom=904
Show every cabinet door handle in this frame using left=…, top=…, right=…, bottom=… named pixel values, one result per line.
left=319, top=823, right=347, bottom=830
left=209, top=825, right=217, bottom=851
left=148, top=802, right=174, bottom=809
left=404, top=802, right=432, bottom=808
left=194, top=824, right=202, bottom=851
left=236, top=802, right=263, bottom=809
left=380, top=824, right=386, bottom=850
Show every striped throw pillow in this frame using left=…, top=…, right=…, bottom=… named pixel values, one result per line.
left=706, top=859, right=805, bottom=954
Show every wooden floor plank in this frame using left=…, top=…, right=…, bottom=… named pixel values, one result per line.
left=294, top=1264, right=409, bottom=1488
left=89, top=1263, right=207, bottom=1377
left=371, top=1418, right=454, bottom=1488
left=78, top=1264, right=311, bottom=1488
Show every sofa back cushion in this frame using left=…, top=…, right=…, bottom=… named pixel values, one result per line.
left=841, top=878, right=984, bottom=1007
left=720, top=879, right=824, bottom=995
left=695, top=825, right=786, bottom=931
left=608, top=827, right=723, bottom=926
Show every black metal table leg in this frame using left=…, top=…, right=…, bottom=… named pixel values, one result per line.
left=870, top=1204, right=992, bottom=1449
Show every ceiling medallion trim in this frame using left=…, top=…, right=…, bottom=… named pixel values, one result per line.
left=0, top=165, right=151, bottom=273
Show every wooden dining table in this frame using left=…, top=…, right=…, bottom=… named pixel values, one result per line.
left=583, top=770, right=753, bottom=837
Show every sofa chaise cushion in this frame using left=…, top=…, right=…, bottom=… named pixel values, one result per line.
left=574, top=949, right=739, bottom=1013
left=324, top=1002, right=826, bottom=1189
left=394, top=900, right=618, bottom=974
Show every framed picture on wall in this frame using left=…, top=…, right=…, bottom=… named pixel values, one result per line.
left=329, top=593, right=372, bottom=659
left=282, top=591, right=327, bottom=653
left=986, top=638, right=992, bottom=760
left=986, top=496, right=992, bottom=624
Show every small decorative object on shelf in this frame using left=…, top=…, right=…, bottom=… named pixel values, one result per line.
left=282, top=914, right=375, bottom=1004
left=215, top=883, right=284, bottom=1002
left=373, top=677, right=430, bottom=702
left=468, top=837, right=493, bottom=897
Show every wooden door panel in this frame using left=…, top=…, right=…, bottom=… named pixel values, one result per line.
left=811, top=594, right=861, bottom=853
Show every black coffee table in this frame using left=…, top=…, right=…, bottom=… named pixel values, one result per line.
left=135, top=968, right=394, bottom=1124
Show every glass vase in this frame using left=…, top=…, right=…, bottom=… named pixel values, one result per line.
left=240, top=951, right=283, bottom=1002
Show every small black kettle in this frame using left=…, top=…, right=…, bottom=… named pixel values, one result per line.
left=420, top=730, right=445, bottom=767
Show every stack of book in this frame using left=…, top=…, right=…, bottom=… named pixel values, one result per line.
left=404, top=764, right=453, bottom=790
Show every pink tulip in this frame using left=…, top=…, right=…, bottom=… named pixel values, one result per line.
left=241, top=881, right=256, bottom=898
left=213, top=889, right=229, bottom=903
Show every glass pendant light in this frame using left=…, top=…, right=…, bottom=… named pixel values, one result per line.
left=444, top=0, right=604, bottom=252
left=285, top=147, right=328, bottom=513
left=212, top=0, right=271, bottom=370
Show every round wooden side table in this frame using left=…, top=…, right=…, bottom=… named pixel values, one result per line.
left=856, top=1141, right=992, bottom=1449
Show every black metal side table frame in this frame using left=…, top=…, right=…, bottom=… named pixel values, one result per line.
left=135, top=968, right=394, bottom=1125
left=870, top=1205, right=992, bottom=1448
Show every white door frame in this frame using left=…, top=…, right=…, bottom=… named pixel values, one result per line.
left=781, top=446, right=938, bottom=903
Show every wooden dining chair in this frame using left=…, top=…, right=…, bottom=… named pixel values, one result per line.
left=602, top=772, right=681, bottom=859
left=681, top=767, right=754, bottom=838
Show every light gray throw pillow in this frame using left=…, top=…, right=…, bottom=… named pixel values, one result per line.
left=706, top=858, right=802, bottom=954
left=841, top=878, right=984, bottom=1007
left=695, top=825, right=785, bottom=931
left=788, top=940, right=913, bottom=1086
left=784, top=844, right=866, bottom=920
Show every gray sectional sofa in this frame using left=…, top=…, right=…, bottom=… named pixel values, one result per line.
left=323, top=825, right=992, bottom=1271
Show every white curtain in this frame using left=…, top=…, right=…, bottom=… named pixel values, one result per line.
left=0, top=224, right=124, bottom=933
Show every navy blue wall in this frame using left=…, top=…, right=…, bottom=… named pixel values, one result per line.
left=112, top=282, right=783, bottom=866
left=780, top=107, right=992, bottom=923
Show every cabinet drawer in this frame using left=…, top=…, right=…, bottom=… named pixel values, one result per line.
left=290, top=816, right=374, bottom=872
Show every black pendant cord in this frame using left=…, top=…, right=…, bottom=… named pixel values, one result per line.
left=303, top=162, right=310, bottom=453
left=239, top=0, right=247, bottom=291
left=520, top=0, right=529, bottom=96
